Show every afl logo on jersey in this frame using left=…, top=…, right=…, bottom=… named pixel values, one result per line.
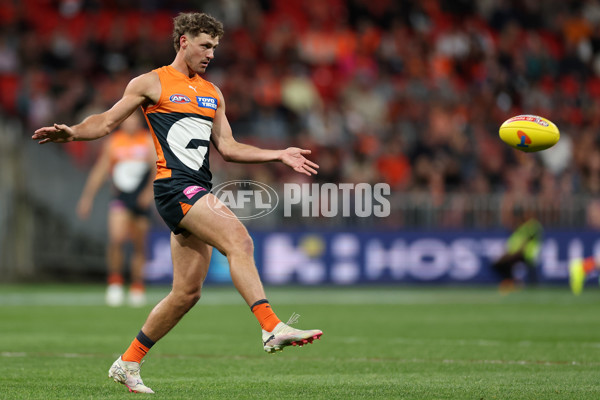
left=169, top=94, right=191, bottom=104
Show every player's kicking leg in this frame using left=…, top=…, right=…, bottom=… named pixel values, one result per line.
left=180, top=194, right=324, bottom=353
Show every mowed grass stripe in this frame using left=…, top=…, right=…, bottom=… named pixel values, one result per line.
left=4, top=350, right=600, bottom=367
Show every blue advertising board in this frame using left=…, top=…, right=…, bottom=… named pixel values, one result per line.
left=144, top=229, right=600, bottom=285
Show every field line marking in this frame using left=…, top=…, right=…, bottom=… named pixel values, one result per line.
left=1, top=351, right=598, bottom=367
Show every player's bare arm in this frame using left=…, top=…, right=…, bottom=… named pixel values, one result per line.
left=76, top=140, right=112, bottom=219
left=32, top=72, right=161, bottom=144
left=210, top=85, right=319, bottom=176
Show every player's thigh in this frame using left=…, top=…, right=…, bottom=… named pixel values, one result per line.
left=170, top=231, right=212, bottom=292
left=178, top=194, right=252, bottom=256
left=108, top=207, right=132, bottom=243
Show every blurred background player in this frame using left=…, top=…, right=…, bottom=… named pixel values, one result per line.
left=569, top=256, right=600, bottom=295
left=491, top=218, right=544, bottom=292
left=77, top=112, right=156, bottom=307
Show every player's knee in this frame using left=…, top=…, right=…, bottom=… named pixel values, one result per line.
left=221, top=230, right=254, bottom=257
left=233, top=233, right=254, bottom=257
left=184, top=291, right=201, bottom=308
left=241, top=233, right=254, bottom=253
left=172, top=289, right=201, bottom=310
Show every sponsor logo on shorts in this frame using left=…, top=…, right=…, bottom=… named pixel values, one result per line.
left=183, top=185, right=206, bottom=199
left=196, top=96, right=217, bottom=110
left=170, top=94, right=191, bottom=104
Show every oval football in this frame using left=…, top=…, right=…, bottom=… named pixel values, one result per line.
left=499, top=115, right=560, bottom=152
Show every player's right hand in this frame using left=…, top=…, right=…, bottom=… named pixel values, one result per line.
left=32, top=123, right=75, bottom=144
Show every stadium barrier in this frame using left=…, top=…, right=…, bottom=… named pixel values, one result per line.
left=144, top=229, right=598, bottom=285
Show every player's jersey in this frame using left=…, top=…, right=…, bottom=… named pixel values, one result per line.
left=142, top=65, right=219, bottom=188
left=108, top=129, right=153, bottom=194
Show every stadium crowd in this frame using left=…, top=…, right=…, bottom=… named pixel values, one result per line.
left=2, top=0, right=600, bottom=227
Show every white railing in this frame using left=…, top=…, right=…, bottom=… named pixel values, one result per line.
left=243, top=190, right=590, bottom=230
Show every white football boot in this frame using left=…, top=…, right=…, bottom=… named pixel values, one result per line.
left=262, top=314, right=322, bottom=353
left=108, top=356, right=154, bottom=394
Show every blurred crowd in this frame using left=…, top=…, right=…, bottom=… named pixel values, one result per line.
left=3, top=0, right=600, bottom=227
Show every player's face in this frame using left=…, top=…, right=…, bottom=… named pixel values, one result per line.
left=183, top=33, right=219, bottom=75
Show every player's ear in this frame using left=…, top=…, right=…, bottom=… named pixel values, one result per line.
left=180, top=35, right=188, bottom=50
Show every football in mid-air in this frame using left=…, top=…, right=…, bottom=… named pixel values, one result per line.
left=499, top=115, right=560, bottom=152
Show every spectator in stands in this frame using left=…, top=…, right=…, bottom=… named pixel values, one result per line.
left=5, top=0, right=600, bottom=229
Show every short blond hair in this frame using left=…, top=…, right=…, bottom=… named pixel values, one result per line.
left=172, top=12, right=224, bottom=52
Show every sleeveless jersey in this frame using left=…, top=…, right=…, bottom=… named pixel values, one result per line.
left=142, top=65, right=219, bottom=187
left=108, top=129, right=153, bottom=193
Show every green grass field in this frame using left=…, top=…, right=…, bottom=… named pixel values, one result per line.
left=1, top=284, right=599, bottom=399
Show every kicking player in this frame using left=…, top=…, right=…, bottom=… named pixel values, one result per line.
left=33, top=12, right=322, bottom=394
left=77, top=112, right=155, bottom=307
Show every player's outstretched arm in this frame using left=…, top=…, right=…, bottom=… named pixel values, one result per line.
left=32, top=72, right=159, bottom=144
left=210, top=85, right=319, bottom=176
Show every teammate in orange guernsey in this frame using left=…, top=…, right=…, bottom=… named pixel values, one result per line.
left=77, top=112, right=155, bottom=307
left=33, top=12, right=322, bottom=394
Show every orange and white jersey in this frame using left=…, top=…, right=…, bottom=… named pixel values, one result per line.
left=108, top=129, right=154, bottom=193
left=142, top=65, right=219, bottom=186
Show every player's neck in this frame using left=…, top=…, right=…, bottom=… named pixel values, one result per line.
left=170, top=56, right=197, bottom=79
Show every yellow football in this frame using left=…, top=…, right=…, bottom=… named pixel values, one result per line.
left=499, top=115, right=560, bottom=152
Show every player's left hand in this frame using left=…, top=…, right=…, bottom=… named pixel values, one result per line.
left=280, top=147, right=319, bottom=176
